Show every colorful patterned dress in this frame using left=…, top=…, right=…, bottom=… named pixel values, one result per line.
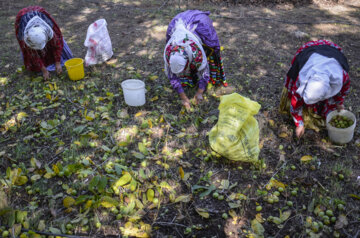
left=15, top=6, right=73, bottom=72
left=280, top=40, right=350, bottom=129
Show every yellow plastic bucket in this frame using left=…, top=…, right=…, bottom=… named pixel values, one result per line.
left=64, top=58, right=85, bottom=81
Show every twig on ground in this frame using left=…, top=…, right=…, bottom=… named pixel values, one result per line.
left=313, top=178, right=328, bottom=191
left=47, top=147, right=66, bottom=165
left=262, top=162, right=287, bottom=189
left=65, top=96, right=85, bottom=109
left=152, top=221, right=187, bottom=228
left=157, top=0, right=170, bottom=10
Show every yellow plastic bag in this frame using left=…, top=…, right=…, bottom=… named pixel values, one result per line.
left=209, top=93, right=261, bottom=163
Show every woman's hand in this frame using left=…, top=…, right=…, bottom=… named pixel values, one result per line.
left=194, top=89, right=205, bottom=105
left=179, top=92, right=191, bottom=110
left=41, top=67, right=50, bottom=81
left=296, top=125, right=305, bottom=138
left=336, top=104, right=344, bottom=112
left=182, top=99, right=191, bottom=110
left=55, top=62, right=62, bottom=74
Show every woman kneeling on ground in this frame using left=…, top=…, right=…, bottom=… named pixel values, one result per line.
left=15, top=6, right=73, bottom=80
left=164, top=10, right=227, bottom=110
left=280, top=40, right=350, bottom=138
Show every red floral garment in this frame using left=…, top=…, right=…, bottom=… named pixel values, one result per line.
left=15, top=6, right=63, bottom=72
left=285, top=40, right=350, bottom=127
left=165, top=39, right=204, bottom=87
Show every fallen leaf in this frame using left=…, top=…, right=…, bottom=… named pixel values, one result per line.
left=228, top=210, right=237, bottom=218
left=300, top=155, right=313, bottom=163
left=150, top=96, right=158, bottom=102
left=30, top=157, right=42, bottom=169
left=174, top=194, right=192, bottom=203
left=0, top=189, right=8, bottom=209
left=280, top=210, right=291, bottom=222
left=112, top=172, right=132, bottom=193
left=279, top=132, right=288, bottom=138
left=251, top=219, right=265, bottom=236
left=14, top=176, right=28, bottom=186
left=37, top=220, right=46, bottom=231
left=334, top=214, right=348, bottom=229
left=195, top=207, right=210, bottom=218
left=30, top=174, right=42, bottom=182
left=85, top=111, right=96, bottom=121
left=179, top=167, right=184, bottom=180
left=149, top=75, right=158, bottom=81
left=256, top=213, right=265, bottom=223
left=100, top=196, right=119, bottom=208
left=268, top=178, right=286, bottom=189
left=268, top=119, right=275, bottom=127
left=146, top=189, right=154, bottom=202
left=88, top=132, right=98, bottom=139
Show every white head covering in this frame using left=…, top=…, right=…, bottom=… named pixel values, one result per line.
left=24, top=16, right=53, bottom=50
left=169, top=52, right=187, bottom=74
left=302, top=74, right=331, bottom=104
left=164, top=19, right=208, bottom=76
left=296, top=53, right=344, bottom=105
left=26, top=26, right=47, bottom=50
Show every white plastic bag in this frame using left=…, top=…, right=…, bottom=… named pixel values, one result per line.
left=84, top=19, right=113, bottom=66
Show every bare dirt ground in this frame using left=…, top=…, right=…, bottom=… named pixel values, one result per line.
left=0, top=0, right=360, bottom=237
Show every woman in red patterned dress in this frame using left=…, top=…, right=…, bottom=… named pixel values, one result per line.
left=280, top=40, right=350, bottom=138
left=15, top=6, right=73, bottom=80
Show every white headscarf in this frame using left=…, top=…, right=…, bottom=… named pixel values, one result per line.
left=24, top=16, right=53, bottom=50
left=169, top=52, right=187, bottom=74
left=296, top=53, right=344, bottom=105
left=164, top=19, right=208, bottom=76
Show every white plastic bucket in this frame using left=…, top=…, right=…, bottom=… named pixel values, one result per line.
left=326, top=110, right=356, bottom=144
left=121, top=79, right=146, bottom=106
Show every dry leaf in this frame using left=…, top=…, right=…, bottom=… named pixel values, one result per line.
left=146, top=189, right=154, bottom=202
left=195, top=207, right=210, bottom=218
left=179, top=167, right=184, bottom=179
left=268, top=119, right=275, bottom=127
left=334, top=214, right=348, bottom=229
left=251, top=219, right=265, bottom=236
left=280, top=210, right=291, bottom=222
left=149, top=75, right=158, bottom=81
left=0, top=189, right=8, bottom=209
left=300, top=155, right=313, bottom=163
left=256, top=213, right=265, bottom=223
left=150, top=96, right=158, bottom=102
left=279, top=132, right=288, bottom=138
left=174, top=194, right=192, bottom=203
left=268, top=178, right=286, bottom=189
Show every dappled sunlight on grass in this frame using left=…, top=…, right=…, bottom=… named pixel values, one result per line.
left=0, top=77, right=9, bottom=86
left=261, top=8, right=279, bottom=16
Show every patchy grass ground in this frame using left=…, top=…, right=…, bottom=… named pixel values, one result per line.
left=1, top=0, right=360, bottom=237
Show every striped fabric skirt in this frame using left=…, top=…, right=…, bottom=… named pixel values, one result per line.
left=208, top=53, right=227, bottom=87
left=202, top=45, right=227, bottom=87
